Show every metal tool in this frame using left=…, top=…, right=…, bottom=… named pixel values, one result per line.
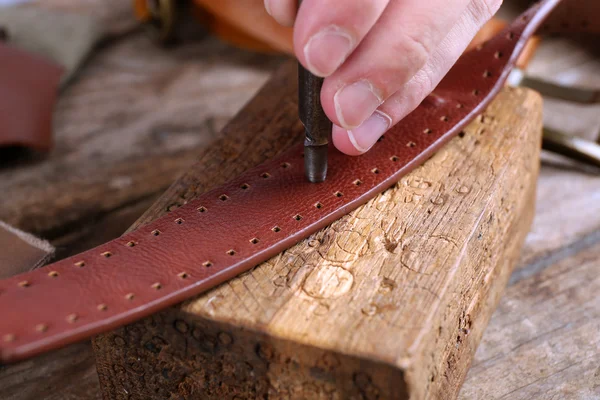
left=509, top=68, right=600, bottom=169
left=297, top=0, right=331, bottom=183
left=508, top=69, right=600, bottom=105
left=543, top=128, right=600, bottom=169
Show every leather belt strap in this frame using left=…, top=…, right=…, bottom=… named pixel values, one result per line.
left=0, top=0, right=592, bottom=364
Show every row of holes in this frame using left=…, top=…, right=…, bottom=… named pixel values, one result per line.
left=2, top=23, right=524, bottom=345
left=12, top=149, right=405, bottom=291
left=6, top=277, right=179, bottom=340
left=5, top=87, right=490, bottom=339
left=10, top=28, right=515, bottom=321
left=9, top=73, right=483, bottom=290
left=14, top=122, right=462, bottom=291
left=12, top=90, right=478, bottom=302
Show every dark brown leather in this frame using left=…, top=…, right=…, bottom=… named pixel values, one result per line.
left=0, top=0, right=588, bottom=364
left=0, top=43, right=63, bottom=151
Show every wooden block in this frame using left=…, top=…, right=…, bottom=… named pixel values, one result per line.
left=93, top=61, right=543, bottom=400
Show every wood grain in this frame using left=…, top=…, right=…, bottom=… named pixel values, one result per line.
left=459, top=16, right=600, bottom=399
left=92, top=60, right=543, bottom=398
left=1, top=342, right=101, bottom=400
left=1, top=1, right=599, bottom=398
left=460, top=241, right=600, bottom=400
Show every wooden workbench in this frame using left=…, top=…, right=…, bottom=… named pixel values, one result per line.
left=1, top=1, right=599, bottom=399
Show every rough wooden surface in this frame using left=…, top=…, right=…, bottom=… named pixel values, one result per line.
left=0, top=342, right=101, bottom=400
left=460, top=240, right=600, bottom=400
left=458, top=28, right=600, bottom=399
left=91, top=59, right=542, bottom=398
left=0, top=1, right=599, bottom=398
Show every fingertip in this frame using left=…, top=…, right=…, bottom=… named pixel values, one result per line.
left=332, top=110, right=392, bottom=156
left=332, top=125, right=365, bottom=156
left=265, top=0, right=297, bottom=27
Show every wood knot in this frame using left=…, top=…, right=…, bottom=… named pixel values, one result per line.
left=383, top=238, right=398, bottom=253
left=218, top=332, right=233, bottom=346
left=403, top=176, right=433, bottom=190
left=317, top=352, right=341, bottom=370
left=113, top=335, right=127, bottom=347
left=256, top=342, right=275, bottom=361
left=379, top=278, right=396, bottom=293
left=126, top=356, right=145, bottom=375
left=361, top=304, right=378, bottom=316
left=112, top=364, right=126, bottom=375
left=308, top=239, right=320, bottom=248
left=173, top=320, right=189, bottom=334
left=144, top=336, right=168, bottom=354
left=302, top=265, right=354, bottom=299
left=353, top=372, right=381, bottom=399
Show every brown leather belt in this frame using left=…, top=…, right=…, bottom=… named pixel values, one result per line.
left=0, top=0, right=595, bottom=364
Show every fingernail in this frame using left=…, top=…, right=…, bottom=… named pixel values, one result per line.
left=347, top=111, right=392, bottom=153
left=264, top=0, right=272, bottom=16
left=304, top=26, right=354, bottom=77
left=334, top=80, right=383, bottom=129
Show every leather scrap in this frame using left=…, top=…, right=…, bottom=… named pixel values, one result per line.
left=0, top=6, right=103, bottom=87
left=0, top=43, right=63, bottom=151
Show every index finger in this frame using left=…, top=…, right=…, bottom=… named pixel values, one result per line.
left=265, top=0, right=299, bottom=27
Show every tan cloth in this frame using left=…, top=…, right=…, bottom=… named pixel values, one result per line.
left=0, top=6, right=103, bottom=87
left=0, top=6, right=105, bottom=152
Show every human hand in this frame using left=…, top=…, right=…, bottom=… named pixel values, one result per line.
left=264, top=0, right=503, bottom=155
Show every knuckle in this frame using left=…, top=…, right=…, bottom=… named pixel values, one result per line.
left=392, top=29, right=433, bottom=70
left=471, top=0, right=504, bottom=23
left=384, top=67, right=436, bottom=121
left=406, top=67, right=436, bottom=107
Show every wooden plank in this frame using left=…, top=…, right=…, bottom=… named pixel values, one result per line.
left=459, top=240, right=600, bottom=400
left=459, top=25, right=600, bottom=400
left=517, top=34, right=600, bottom=267
left=1, top=342, right=101, bottom=400
left=92, top=56, right=543, bottom=398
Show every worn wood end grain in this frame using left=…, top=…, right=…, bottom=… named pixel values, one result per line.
left=92, top=61, right=543, bottom=400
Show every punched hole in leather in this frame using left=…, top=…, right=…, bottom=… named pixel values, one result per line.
left=0, top=0, right=596, bottom=364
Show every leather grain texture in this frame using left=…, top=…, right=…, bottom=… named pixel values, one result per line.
left=0, top=0, right=585, bottom=363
